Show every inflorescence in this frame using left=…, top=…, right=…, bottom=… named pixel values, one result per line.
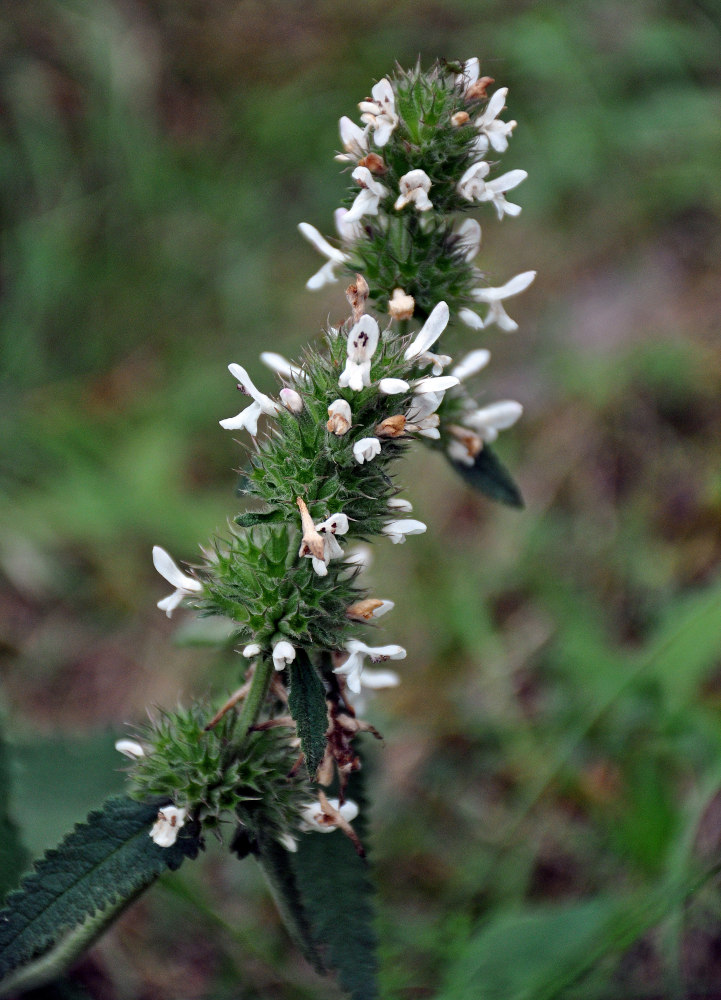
left=118, top=58, right=534, bottom=857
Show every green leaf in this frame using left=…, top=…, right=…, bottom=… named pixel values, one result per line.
left=252, top=829, right=326, bottom=975
left=234, top=507, right=284, bottom=527
left=449, top=445, right=524, bottom=508
left=0, top=728, right=28, bottom=905
left=288, top=651, right=328, bottom=778
left=293, top=774, right=378, bottom=1000
left=0, top=796, right=200, bottom=995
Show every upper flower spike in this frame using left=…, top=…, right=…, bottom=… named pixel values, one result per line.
left=339, top=315, right=380, bottom=391
left=152, top=546, right=202, bottom=617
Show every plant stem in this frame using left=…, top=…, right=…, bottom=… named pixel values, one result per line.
left=235, top=656, right=275, bottom=743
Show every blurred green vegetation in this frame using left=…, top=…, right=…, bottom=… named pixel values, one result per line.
left=1, top=0, right=721, bottom=997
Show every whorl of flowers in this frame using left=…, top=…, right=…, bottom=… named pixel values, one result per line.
left=126, top=59, right=533, bottom=857
left=299, top=58, right=535, bottom=329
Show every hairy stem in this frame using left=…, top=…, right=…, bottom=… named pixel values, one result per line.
left=235, top=656, right=275, bottom=743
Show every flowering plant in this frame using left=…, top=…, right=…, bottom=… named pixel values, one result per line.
left=0, top=58, right=533, bottom=999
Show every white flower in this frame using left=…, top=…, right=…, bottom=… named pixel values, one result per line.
left=359, top=78, right=398, bottom=147
left=463, top=400, right=523, bottom=442
left=387, top=497, right=413, bottom=513
left=382, top=519, right=427, bottom=544
left=353, top=437, right=382, bottom=464
left=451, top=349, right=491, bottom=381
left=335, top=115, right=370, bottom=162
left=456, top=217, right=482, bottom=261
left=346, top=166, right=388, bottom=224
left=327, top=398, right=352, bottom=436
left=405, top=392, right=442, bottom=439
left=344, top=545, right=373, bottom=571
left=298, top=221, right=351, bottom=290
left=413, top=374, right=459, bottom=395
left=339, top=315, right=380, bottom=391
left=243, top=643, right=262, bottom=657
left=334, top=640, right=406, bottom=694
left=219, top=363, right=279, bottom=436
left=471, top=271, right=536, bottom=331
left=115, top=739, right=145, bottom=759
left=456, top=57, right=480, bottom=93
left=260, top=351, right=306, bottom=381
left=152, top=546, right=202, bottom=617
left=473, top=87, right=516, bottom=155
left=280, top=388, right=303, bottom=413
left=311, top=512, right=350, bottom=575
left=150, top=805, right=187, bottom=848
left=404, top=301, right=450, bottom=361
left=394, top=169, right=433, bottom=212
left=459, top=163, right=528, bottom=219
left=418, top=351, right=453, bottom=376
left=300, top=797, right=359, bottom=832
left=272, top=640, right=296, bottom=672
left=378, top=378, right=410, bottom=395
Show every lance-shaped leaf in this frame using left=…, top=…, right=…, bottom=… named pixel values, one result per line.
left=293, top=771, right=378, bottom=1000
left=288, top=650, right=329, bottom=778
left=449, top=444, right=524, bottom=508
left=0, top=796, right=200, bottom=996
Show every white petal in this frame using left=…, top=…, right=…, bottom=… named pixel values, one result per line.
left=360, top=667, right=400, bottom=689
left=307, top=259, right=341, bottom=290
left=486, top=169, right=527, bottom=195
left=457, top=218, right=482, bottom=260
left=458, top=308, right=485, bottom=330
left=413, top=375, right=459, bottom=393
left=272, top=640, right=296, bottom=671
left=152, top=546, right=201, bottom=591
left=219, top=401, right=263, bottom=435
left=451, top=349, right=491, bottom=381
left=404, top=301, right=450, bottom=361
left=378, top=378, right=410, bottom=395
left=473, top=270, right=536, bottom=302
left=298, top=222, right=347, bottom=263
left=465, top=400, right=523, bottom=433
left=387, top=498, right=413, bottom=512
left=115, top=739, right=145, bottom=759
left=480, top=87, right=508, bottom=125
left=243, top=643, right=262, bottom=657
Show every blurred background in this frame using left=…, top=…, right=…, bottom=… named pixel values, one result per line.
left=1, top=0, right=721, bottom=997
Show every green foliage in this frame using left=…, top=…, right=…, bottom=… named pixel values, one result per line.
left=293, top=777, right=378, bottom=1000
left=126, top=706, right=310, bottom=839
left=288, top=651, right=330, bottom=779
left=0, top=728, right=27, bottom=905
left=0, top=797, right=200, bottom=994
left=449, top=444, right=524, bottom=508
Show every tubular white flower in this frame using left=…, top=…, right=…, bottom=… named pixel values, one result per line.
left=473, top=87, right=516, bottom=155
left=150, top=806, right=187, bottom=848
left=378, top=378, right=410, bottom=395
left=339, top=315, right=380, bottom=391
left=471, top=271, right=536, bottom=331
left=458, top=160, right=491, bottom=200
left=280, top=388, right=303, bottom=413
left=394, top=169, right=433, bottom=212
left=335, top=115, right=370, bottom=162
left=353, top=437, right=382, bottom=464
left=413, top=375, right=459, bottom=394
left=301, top=797, right=359, bottom=831
left=359, top=78, right=398, bottom=147
left=387, top=497, right=413, bottom=513
left=219, top=364, right=279, bottom=436
left=272, top=640, right=296, bottom=672
left=243, top=643, right=262, bottom=658
left=298, top=221, right=350, bottom=290
left=327, top=398, right=352, bottom=435
left=152, top=546, right=202, bottom=617
left=451, top=349, right=491, bottom=381
left=405, top=392, right=442, bottom=439
left=463, top=400, right=523, bottom=442
left=458, top=307, right=486, bottom=331
left=456, top=217, right=482, bottom=261
left=346, top=166, right=388, bottom=224
left=311, top=512, right=350, bottom=575
left=404, top=301, right=450, bottom=362
left=382, top=519, right=427, bottom=544
left=334, top=640, right=407, bottom=694
left=260, top=351, right=306, bottom=381
left=479, top=169, right=528, bottom=219
left=115, top=739, right=145, bottom=759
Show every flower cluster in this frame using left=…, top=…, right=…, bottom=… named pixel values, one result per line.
left=299, top=58, right=535, bottom=331
left=124, top=59, right=533, bottom=859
